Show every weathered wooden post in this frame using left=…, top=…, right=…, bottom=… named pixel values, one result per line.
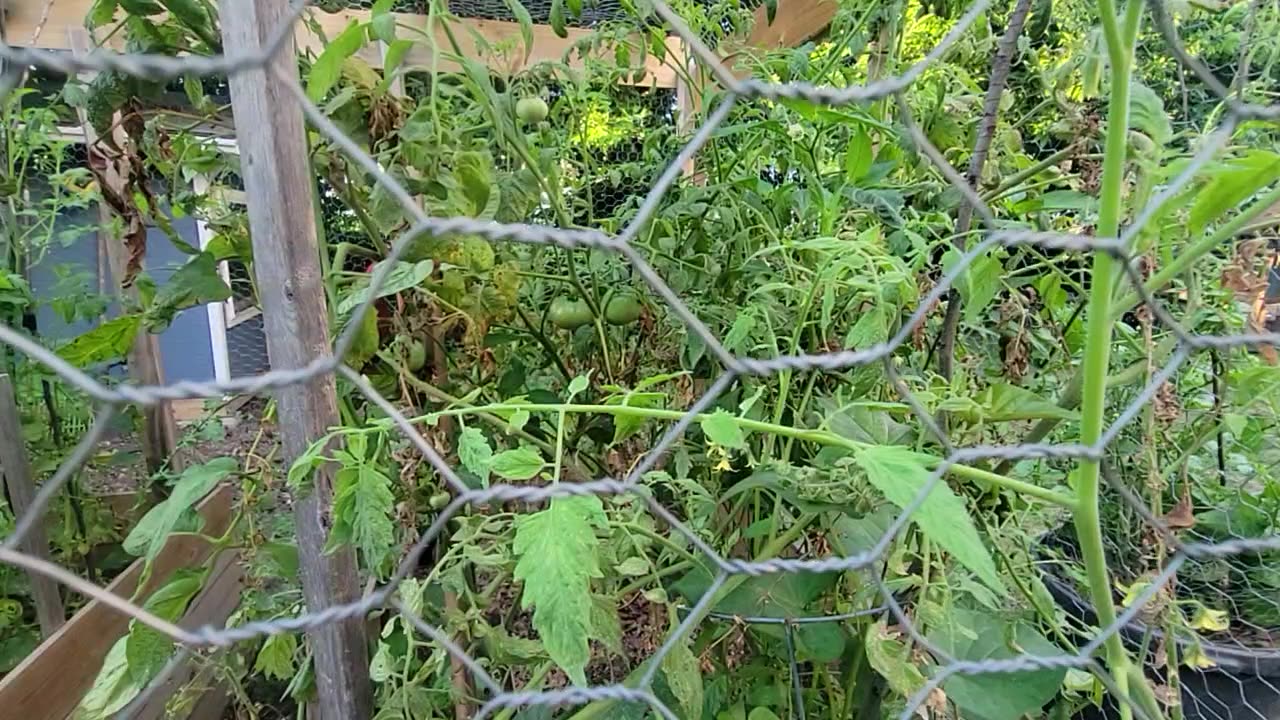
left=218, top=3, right=373, bottom=717
left=0, top=375, right=64, bottom=637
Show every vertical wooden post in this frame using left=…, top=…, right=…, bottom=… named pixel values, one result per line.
left=674, top=41, right=704, bottom=183
left=0, top=375, right=65, bottom=638
left=67, top=28, right=183, bottom=476
left=218, top=3, right=373, bottom=718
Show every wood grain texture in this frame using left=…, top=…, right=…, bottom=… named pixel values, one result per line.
left=0, top=375, right=65, bottom=638
left=218, top=2, right=373, bottom=717
left=743, top=0, right=838, bottom=49
left=0, top=486, right=233, bottom=720
left=7, top=1, right=682, bottom=87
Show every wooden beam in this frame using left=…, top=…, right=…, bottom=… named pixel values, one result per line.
left=743, top=0, right=838, bottom=50
left=0, top=485, right=233, bottom=720
left=4, top=1, right=683, bottom=87
left=218, top=2, right=373, bottom=718
left=0, top=375, right=65, bottom=639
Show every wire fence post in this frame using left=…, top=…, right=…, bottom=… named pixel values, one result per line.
left=0, top=374, right=64, bottom=638
left=218, top=2, right=373, bottom=717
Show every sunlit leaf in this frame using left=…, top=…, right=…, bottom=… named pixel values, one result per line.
left=58, top=315, right=141, bottom=368
left=491, top=447, right=545, bottom=480
left=701, top=410, right=746, bottom=450
left=856, top=446, right=1003, bottom=593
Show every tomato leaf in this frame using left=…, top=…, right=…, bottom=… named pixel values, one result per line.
left=660, top=623, right=704, bottom=720
left=255, top=633, right=299, bottom=682
left=57, top=315, right=142, bottom=368
left=491, top=447, right=545, bottom=480
left=124, top=457, right=236, bottom=562
left=126, top=569, right=204, bottom=683
left=855, top=446, right=1003, bottom=593
left=1189, top=150, right=1280, bottom=235
left=77, top=637, right=144, bottom=719
left=458, top=426, right=494, bottom=483
left=513, top=496, right=606, bottom=685
left=306, top=21, right=367, bottom=103
left=701, top=409, right=746, bottom=449
left=329, top=461, right=396, bottom=575
left=844, top=128, right=874, bottom=181
left=143, top=252, right=232, bottom=332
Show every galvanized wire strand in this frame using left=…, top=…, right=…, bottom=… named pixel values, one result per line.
left=0, top=0, right=1278, bottom=718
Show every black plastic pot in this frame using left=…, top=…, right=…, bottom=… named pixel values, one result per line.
left=1038, top=553, right=1280, bottom=719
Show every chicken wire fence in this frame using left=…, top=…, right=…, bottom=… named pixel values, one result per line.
left=0, top=0, right=1279, bottom=719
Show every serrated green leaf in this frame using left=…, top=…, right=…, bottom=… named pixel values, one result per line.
left=855, top=446, right=1003, bottom=593
left=606, top=391, right=666, bottom=445
left=590, top=595, right=624, bottom=656
left=942, top=248, right=1003, bottom=326
left=58, top=315, right=142, bottom=368
left=1189, top=151, right=1280, bottom=235
left=513, top=496, right=606, bottom=685
left=701, top=410, right=746, bottom=450
left=661, top=628, right=703, bottom=720
left=616, top=556, right=650, bottom=576
left=88, top=0, right=120, bottom=26
left=971, top=384, right=1078, bottom=423
left=865, top=620, right=928, bottom=698
left=458, top=426, right=494, bottom=481
left=307, top=21, right=367, bottom=103
left=844, top=129, right=873, bottom=181
left=124, top=457, right=236, bottom=561
left=491, top=447, right=545, bottom=480
left=330, top=462, right=396, bottom=574
left=255, top=633, right=298, bottom=682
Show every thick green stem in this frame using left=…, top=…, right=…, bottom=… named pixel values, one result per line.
left=413, top=402, right=1077, bottom=508
left=1075, top=1, right=1150, bottom=716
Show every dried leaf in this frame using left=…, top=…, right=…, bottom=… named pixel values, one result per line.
left=1160, top=485, right=1196, bottom=530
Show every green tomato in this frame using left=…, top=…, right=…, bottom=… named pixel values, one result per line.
left=405, top=338, right=427, bottom=372
left=428, top=491, right=452, bottom=510
left=516, top=97, right=549, bottom=125
left=549, top=297, right=593, bottom=330
left=604, top=293, right=642, bottom=325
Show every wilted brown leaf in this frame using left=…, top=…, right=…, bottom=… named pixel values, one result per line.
left=1161, top=484, right=1196, bottom=530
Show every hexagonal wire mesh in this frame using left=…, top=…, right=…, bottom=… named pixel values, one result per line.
left=2, top=0, right=1280, bottom=719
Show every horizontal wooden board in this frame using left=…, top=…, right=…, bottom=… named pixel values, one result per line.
left=0, top=485, right=235, bottom=720
left=5, top=1, right=683, bottom=87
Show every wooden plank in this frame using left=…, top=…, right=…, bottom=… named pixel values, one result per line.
left=0, top=485, right=233, bottom=720
left=0, top=375, right=65, bottom=638
left=5, top=1, right=681, bottom=87
left=128, top=550, right=244, bottom=720
left=743, top=0, right=838, bottom=50
left=218, top=3, right=373, bottom=719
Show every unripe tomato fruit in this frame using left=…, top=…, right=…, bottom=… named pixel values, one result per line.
left=549, top=297, right=593, bottom=330
left=516, top=97, right=549, bottom=125
left=604, top=293, right=642, bottom=325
